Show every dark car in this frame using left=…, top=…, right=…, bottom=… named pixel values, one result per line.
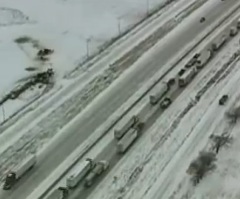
left=160, top=97, right=172, bottom=109
left=178, top=68, right=186, bottom=76
left=219, top=95, right=228, bottom=105
left=200, top=17, right=206, bottom=23
left=167, top=78, right=175, bottom=86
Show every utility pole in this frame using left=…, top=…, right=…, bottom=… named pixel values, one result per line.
left=1, top=104, right=5, bottom=123
left=146, top=0, right=150, bottom=16
left=117, top=17, right=121, bottom=35
left=86, top=38, right=91, bottom=58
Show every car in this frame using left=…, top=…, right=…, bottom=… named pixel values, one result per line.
left=167, top=78, right=175, bottom=86
left=178, top=68, right=186, bottom=76
left=160, top=97, right=172, bottom=109
left=200, top=17, right=206, bottom=23
left=219, top=95, right=228, bottom=105
left=193, top=53, right=201, bottom=59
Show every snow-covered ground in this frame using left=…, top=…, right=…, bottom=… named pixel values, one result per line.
left=190, top=121, right=240, bottom=199
left=0, top=0, right=203, bottom=134
left=86, top=26, right=240, bottom=199
left=0, top=0, right=187, bottom=123
left=0, top=0, right=208, bottom=183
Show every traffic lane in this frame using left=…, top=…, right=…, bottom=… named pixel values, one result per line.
left=37, top=0, right=239, bottom=172
left=68, top=148, right=117, bottom=199
left=71, top=57, right=231, bottom=199
left=5, top=1, right=237, bottom=198
left=69, top=84, right=202, bottom=199
left=68, top=103, right=168, bottom=199
left=144, top=0, right=238, bottom=67
left=2, top=75, right=140, bottom=199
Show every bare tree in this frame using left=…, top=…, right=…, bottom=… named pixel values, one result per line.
left=209, top=134, right=233, bottom=154
left=187, top=151, right=216, bottom=185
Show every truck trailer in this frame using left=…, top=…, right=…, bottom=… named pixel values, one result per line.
left=66, top=158, right=94, bottom=189
left=116, top=128, right=138, bottom=154
left=84, top=160, right=109, bottom=187
left=178, top=67, right=197, bottom=87
left=237, top=18, right=240, bottom=29
left=114, top=116, right=139, bottom=140
left=149, top=83, right=169, bottom=105
left=212, top=35, right=227, bottom=51
left=196, top=49, right=212, bottom=69
left=3, top=154, right=37, bottom=190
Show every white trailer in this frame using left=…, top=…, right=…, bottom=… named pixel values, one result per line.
left=116, top=128, right=138, bottom=154
left=229, top=26, right=238, bottom=36
left=114, top=116, right=139, bottom=140
left=212, top=35, right=227, bottom=51
left=196, top=49, right=212, bottom=69
left=149, top=83, right=169, bottom=105
left=66, top=159, right=94, bottom=189
left=178, top=67, right=197, bottom=87
left=237, top=18, right=240, bottom=29
left=84, top=161, right=109, bottom=187
left=3, top=154, right=37, bottom=190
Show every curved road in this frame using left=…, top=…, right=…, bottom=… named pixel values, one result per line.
left=2, top=0, right=239, bottom=198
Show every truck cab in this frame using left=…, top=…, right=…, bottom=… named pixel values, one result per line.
left=84, top=161, right=109, bottom=187
left=3, top=173, right=16, bottom=190
left=219, top=95, right=228, bottom=105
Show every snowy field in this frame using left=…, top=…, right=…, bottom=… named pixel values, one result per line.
left=0, top=0, right=207, bottom=182
left=0, top=0, right=185, bottom=124
left=86, top=27, right=240, bottom=199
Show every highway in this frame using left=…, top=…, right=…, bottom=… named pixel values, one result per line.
left=68, top=11, right=240, bottom=199
left=67, top=24, right=230, bottom=198
left=2, top=0, right=239, bottom=198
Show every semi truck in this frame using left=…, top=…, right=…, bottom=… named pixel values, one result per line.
left=116, top=128, right=138, bottom=154
left=178, top=67, right=197, bottom=87
left=3, top=154, right=37, bottom=190
left=149, top=83, right=169, bottom=105
left=66, top=158, right=94, bottom=189
left=212, top=35, right=227, bottom=51
left=114, top=116, right=139, bottom=140
left=84, top=160, right=109, bottom=187
left=45, top=187, right=69, bottom=199
left=196, top=49, right=212, bottom=69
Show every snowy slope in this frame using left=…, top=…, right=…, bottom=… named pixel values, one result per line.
left=0, top=0, right=196, bottom=126
left=190, top=121, right=240, bottom=199
left=0, top=0, right=177, bottom=94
